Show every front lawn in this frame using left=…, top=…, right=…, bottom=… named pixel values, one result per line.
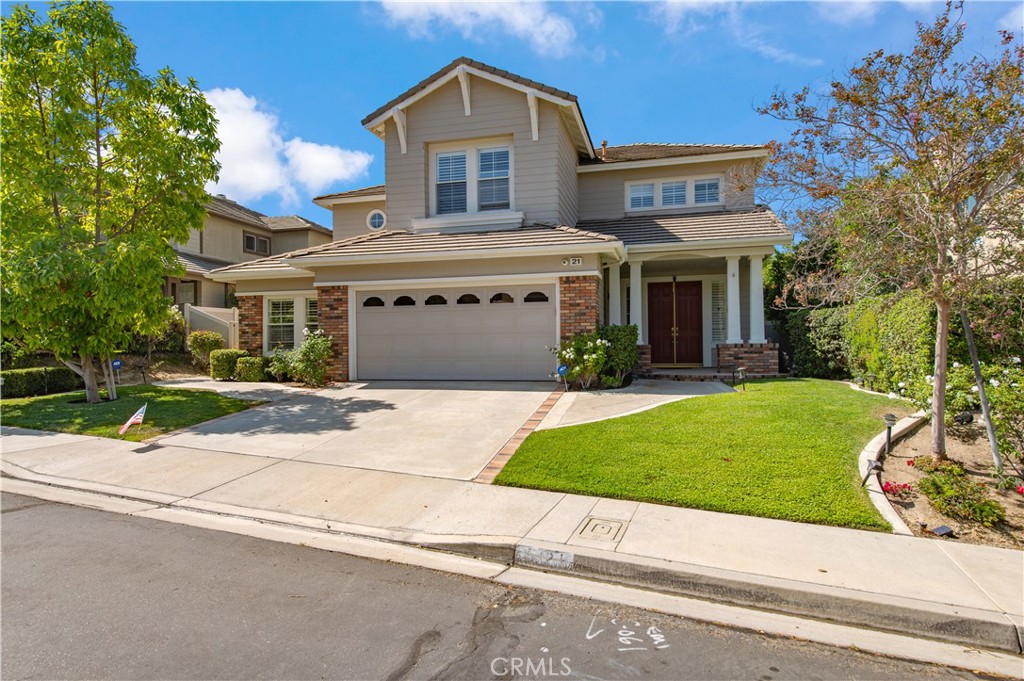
left=1, top=384, right=261, bottom=442
left=495, top=379, right=911, bottom=530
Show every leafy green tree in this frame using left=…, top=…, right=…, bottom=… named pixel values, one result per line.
left=759, top=2, right=1024, bottom=459
left=1, top=1, right=219, bottom=402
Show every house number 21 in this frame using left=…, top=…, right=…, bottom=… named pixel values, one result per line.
left=562, top=257, right=583, bottom=267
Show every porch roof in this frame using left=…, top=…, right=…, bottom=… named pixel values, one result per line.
left=576, top=206, right=792, bottom=248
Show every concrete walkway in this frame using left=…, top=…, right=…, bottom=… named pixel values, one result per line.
left=537, top=379, right=734, bottom=430
left=1, top=425, right=1021, bottom=662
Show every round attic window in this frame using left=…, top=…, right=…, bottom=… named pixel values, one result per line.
left=367, top=209, right=386, bottom=231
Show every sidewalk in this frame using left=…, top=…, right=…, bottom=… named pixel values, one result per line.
left=2, top=425, right=1021, bottom=660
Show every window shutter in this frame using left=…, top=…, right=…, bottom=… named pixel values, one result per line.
left=711, top=281, right=726, bottom=344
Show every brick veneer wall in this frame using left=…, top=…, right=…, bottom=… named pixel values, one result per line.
left=714, top=342, right=780, bottom=375
left=238, top=295, right=263, bottom=356
left=637, top=344, right=652, bottom=373
left=317, top=285, right=349, bottom=382
left=559, top=275, right=600, bottom=340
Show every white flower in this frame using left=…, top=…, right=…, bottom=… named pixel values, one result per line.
left=990, top=379, right=1000, bottom=387
left=898, top=381, right=906, bottom=388
left=888, top=392, right=898, bottom=399
left=1011, top=356, right=1021, bottom=364
left=953, top=362, right=961, bottom=369
left=971, top=385, right=979, bottom=392
left=926, top=375, right=934, bottom=384
left=927, top=397, right=933, bottom=404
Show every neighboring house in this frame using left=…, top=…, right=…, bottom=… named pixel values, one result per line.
left=168, top=195, right=332, bottom=308
left=210, top=57, right=792, bottom=381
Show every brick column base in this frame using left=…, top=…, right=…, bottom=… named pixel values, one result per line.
left=559, top=275, right=600, bottom=340
left=714, top=342, right=780, bottom=376
left=317, top=285, right=349, bottom=383
left=637, top=344, right=652, bottom=373
left=238, top=295, right=263, bottom=356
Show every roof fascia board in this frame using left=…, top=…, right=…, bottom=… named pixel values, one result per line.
left=362, top=64, right=594, bottom=158
left=625, top=235, right=790, bottom=255
left=313, top=193, right=386, bottom=208
left=318, top=271, right=598, bottom=289
left=207, top=267, right=313, bottom=283
left=577, top=149, right=769, bottom=174
left=285, top=240, right=624, bottom=267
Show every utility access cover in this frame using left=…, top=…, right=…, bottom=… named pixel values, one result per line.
left=576, top=516, right=627, bottom=542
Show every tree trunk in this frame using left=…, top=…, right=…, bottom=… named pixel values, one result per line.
left=102, top=358, right=118, bottom=401
left=960, top=309, right=1001, bottom=470
left=931, top=299, right=951, bottom=461
left=77, top=354, right=101, bottom=404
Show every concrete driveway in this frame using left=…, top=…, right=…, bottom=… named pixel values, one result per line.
left=156, top=381, right=552, bottom=481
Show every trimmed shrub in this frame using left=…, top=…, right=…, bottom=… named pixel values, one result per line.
left=209, top=349, right=249, bottom=380
left=234, top=356, right=266, bottom=383
left=599, top=324, right=639, bottom=385
left=187, top=330, right=224, bottom=369
left=848, top=292, right=934, bottom=392
left=788, top=307, right=850, bottom=379
left=291, top=330, right=334, bottom=387
left=1, top=366, right=84, bottom=398
left=550, top=332, right=611, bottom=390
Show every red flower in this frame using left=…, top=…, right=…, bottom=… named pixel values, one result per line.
left=1016, top=486, right=1024, bottom=495
left=907, top=460, right=915, bottom=466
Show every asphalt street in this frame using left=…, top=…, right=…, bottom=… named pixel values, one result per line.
left=1, top=492, right=982, bottom=681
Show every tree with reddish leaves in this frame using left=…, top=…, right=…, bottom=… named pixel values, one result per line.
left=759, top=2, right=1024, bottom=460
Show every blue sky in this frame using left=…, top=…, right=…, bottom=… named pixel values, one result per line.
left=36, top=1, right=1024, bottom=224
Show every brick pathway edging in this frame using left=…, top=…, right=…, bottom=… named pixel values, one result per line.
left=474, top=385, right=564, bottom=484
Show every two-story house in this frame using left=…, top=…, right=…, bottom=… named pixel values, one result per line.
left=169, top=195, right=332, bottom=308
left=210, top=58, right=792, bottom=380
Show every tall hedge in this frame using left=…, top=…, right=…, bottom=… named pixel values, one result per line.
left=848, top=292, right=934, bottom=392
left=1, top=366, right=84, bottom=398
left=788, top=307, right=850, bottom=379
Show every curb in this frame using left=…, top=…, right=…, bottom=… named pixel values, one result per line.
left=2, top=467, right=1020, bottom=657
left=858, top=413, right=927, bottom=536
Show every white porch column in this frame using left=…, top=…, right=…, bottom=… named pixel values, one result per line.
left=748, top=254, right=767, bottom=344
left=726, top=255, right=742, bottom=344
left=629, top=259, right=645, bottom=343
left=608, top=262, right=622, bottom=325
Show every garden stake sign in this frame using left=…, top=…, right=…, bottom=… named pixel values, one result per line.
left=557, top=364, right=569, bottom=392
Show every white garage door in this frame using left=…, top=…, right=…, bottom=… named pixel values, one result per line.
left=355, top=284, right=557, bottom=380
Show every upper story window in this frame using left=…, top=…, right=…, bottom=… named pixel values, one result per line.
left=625, top=176, right=722, bottom=212
left=243, top=231, right=271, bottom=256
left=430, top=138, right=514, bottom=217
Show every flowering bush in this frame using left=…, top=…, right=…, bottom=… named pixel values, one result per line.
left=550, top=333, right=611, bottom=390
left=882, top=480, right=914, bottom=499
left=291, top=329, right=334, bottom=387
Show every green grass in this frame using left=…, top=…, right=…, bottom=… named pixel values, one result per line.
left=495, top=379, right=912, bottom=531
left=1, top=384, right=261, bottom=442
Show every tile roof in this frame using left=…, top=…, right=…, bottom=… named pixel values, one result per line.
left=313, top=185, right=386, bottom=202
left=362, top=57, right=577, bottom=127
left=211, top=225, right=618, bottom=275
left=261, top=215, right=332, bottom=235
left=206, top=195, right=267, bottom=228
left=174, top=250, right=235, bottom=276
left=583, top=143, right=767, bottom=165
left=576, top=206, right=791, bottom=246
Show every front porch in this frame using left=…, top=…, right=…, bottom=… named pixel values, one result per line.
left=602, top=251, right=781, bottom=377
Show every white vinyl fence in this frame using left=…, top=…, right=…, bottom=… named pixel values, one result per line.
left=184, top=304, right=239, bottom=349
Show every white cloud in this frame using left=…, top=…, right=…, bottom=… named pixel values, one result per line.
left=652, top=2, right=822, bottom=67
left=814, top=1, right=881, bottom=26
left=205, top=88, right=373, bottom=207
left=379, top=1, right=581, bottom=58
left=998, top=4, right=1022, bottom=33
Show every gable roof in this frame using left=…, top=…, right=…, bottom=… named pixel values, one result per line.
left=361, top=57, right=595, bottom=158
left=577, top=206, right=791, bottom=248
left=261, top=215, right=332, bottom=236
left=207, top=195, right=267, bottom=229
left=209, top=225, right=622, bottom=278
left=173, top=249, right=235, bottom=276
left=313, top=184, right=386, bottom=207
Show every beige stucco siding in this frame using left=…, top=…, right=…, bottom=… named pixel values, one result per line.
left=199, top=278, right=228, bottom=307
left=272, top=230, right=332, bottom=254
left=331, top=200, right=387, bottom=241
left=178, top=215, right=273, bottom=262
left=235, top=276, right=316, bottom=294
left=384, top=77, right=572, bottom=230
left=313, top=253, right=601, bottom=285
left=577, top=160, right=759, bottom=221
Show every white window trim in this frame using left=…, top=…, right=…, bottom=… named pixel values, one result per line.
left=263, top=294, right=317, bottom=355
left=243, top=231, right=271, bottom=256
left=366, top=209, right=387, bottom=231
left=427, top=137, right=515, bottom=218
left=624, top=175, right=724, bottom=213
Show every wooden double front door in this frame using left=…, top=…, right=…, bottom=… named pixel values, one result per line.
left=648, top=281, right=703, bottom=365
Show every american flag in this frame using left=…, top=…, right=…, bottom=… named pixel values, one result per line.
left=118, top=403, right=148, bottom=435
